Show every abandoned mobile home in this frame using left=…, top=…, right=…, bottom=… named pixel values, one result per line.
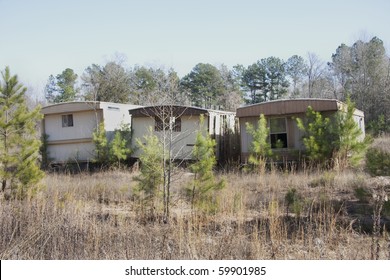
left=41, top=99, right=364, bottom=167
left=41, top=101, right=140, bottom=164
left=128, top=105, right=236, bottom=162
left=237, top=99, right=365, bottom=163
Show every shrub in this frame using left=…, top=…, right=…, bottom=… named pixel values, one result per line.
left=285, top=188, right=302, bottom=216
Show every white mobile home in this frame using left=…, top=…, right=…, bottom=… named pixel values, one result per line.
left=128, top=105, right=236, bottom=161
left=41, top=101, right=141, bottom=164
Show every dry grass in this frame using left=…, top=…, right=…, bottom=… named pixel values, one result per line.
left=0, top=168, right=389, bottom=260
left=371, top=135, right=390, bottom=154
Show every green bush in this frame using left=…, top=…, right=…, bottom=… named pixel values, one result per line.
left=285, top=188, right=303, bottom=216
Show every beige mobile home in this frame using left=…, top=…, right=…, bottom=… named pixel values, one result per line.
left=237, top=99, right=365, bottom=162
left=128, top=105, right=236, bottom=161
left=41, top=101, right=141, bottom=164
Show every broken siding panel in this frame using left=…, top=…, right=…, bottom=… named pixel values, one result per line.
left=354, top=114, right=365, bottom=139
left=215, top=113, right=221, bottom=136
left=227, top=114, right=236, bottom=132
left=208, top=112, right=215, bottom=135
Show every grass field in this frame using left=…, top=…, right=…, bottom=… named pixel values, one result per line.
left=1, top=167, right=389, bottom=260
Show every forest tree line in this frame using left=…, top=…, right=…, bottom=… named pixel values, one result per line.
left=45, top=36, right=390, bottom=135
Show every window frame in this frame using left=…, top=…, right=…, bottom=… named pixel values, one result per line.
left=154, top=116, right=181, bottom=132
left=62, top=114, right=74, bottom=127
left=269, top=117, right=288, bottom=149
left=172, top=117, right=181, bottom=132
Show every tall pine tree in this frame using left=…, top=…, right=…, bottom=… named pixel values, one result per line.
left=0, top=67, right=44, bottom=199
left=188, top=115, right=224, bottom=213
left=334, top=96, right=371, bottom=168
left=45, top=68, right=78, bottom=103
left=134, top=128, right=164, bottom=220
left=296, top=106, right=335, bottom=166
left=92, top=122, right=110, bottom=165
left=246, top=114, right=272, bottom=172
left=296, top=97, right=370, bottom=169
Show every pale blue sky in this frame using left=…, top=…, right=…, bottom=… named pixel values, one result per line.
left=1, top=0, right=389, bottom=95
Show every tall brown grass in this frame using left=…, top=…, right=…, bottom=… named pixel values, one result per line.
left=0, top=168, right=388, bottom=259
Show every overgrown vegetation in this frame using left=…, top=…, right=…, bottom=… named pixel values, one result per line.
left=92, top=122, right=132, bottom=168
left=1, top=64, right=389, bottom=259
left=296, top=97, right=370, bottom=169
left=110, top=122, right=132, bottom=168
left=333, top=97, right=371, bottom=168
left=1, top=169, right=389, bottom=260
left=296, top=106, right=334, bottom=166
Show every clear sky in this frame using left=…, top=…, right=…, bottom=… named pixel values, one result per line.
left=1, top=0, right=389, bottom=95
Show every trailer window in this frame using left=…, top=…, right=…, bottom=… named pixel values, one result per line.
left=62, top=114, right=74, bottom=127
left=155, top=116, right=181, bottom=132
left=269, top=118, right=287, bottom=148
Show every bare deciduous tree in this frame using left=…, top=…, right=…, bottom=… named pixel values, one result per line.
left=306, top=52, right=325, bottom=98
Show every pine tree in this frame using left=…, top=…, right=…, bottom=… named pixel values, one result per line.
left=296, top=98, right=370, bottom=169
left=296, top=106, right=335, bottom=166
left=134, top=128, right=164, bottom=219
left=188, top=115, right=225, bottom=213
left=92, top=122, right=110, bottom=165
left=109, top=130, right=131, bottom=168
left=45, top=68, right=78, bottom=103
left=93, top=121, right=132, bottom=168
left=334, top=96, right=371, bottom=168
left=0, top=67, right=44, bottom=199
left=245, top=114, right=272, bottom=172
